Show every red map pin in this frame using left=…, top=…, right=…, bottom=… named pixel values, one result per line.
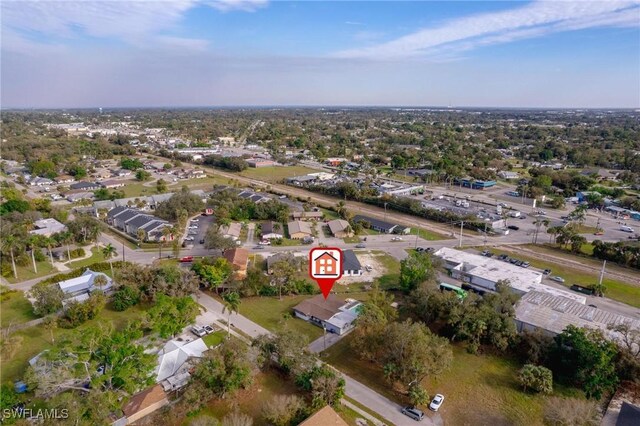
left=309, top=247, right=343, bottom=299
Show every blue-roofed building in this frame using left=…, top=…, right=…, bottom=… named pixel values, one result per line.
left=453, top=178, right=497, bottom=190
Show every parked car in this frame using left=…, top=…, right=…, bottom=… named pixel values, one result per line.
left=184, top=236, right=195, bottom=241
left=416, top=247, right=425, bottom=252
left=391, top=236, right=403, bottom=241
left=521, top=261, right=530, bottom=268
left=191, top=218, right=199, bottom=222
left=498, top=254, right=508, bottom=261
left=203, top=325, right=215, bottom=334
left=199, top=239, right=205, bottom=244
left=429, top=394, right=445, bottom=412
left=258, top=240, right=271, bottom=245
left=179, top=256, right=194, bottom=263
left=189, top=225, right=198, bottom=229
left=425, top=247, right=435, bottom=253
left=191, top=325, right=206, bottom=337
left=588, top=304, right=598, bottom=309
left=253, top=245, right=265, bottom=250
left=543, top=269, right=552, bottom=275
left=401, top=407, right=425, bottom=421
left=481, top=250, right=491, bottom=256
left=507, top=225, right=519, bottom=231
left=550, top=276, right=565, bottom=283
left=355, top=243, right=366, bottom=248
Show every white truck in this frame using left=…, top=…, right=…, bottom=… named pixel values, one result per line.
left=510, top=211, right=521, bottom=218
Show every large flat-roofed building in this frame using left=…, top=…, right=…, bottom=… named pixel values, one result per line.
left=515, top=291, right=640, bottom=341
left=434, top=247, right=586, bottom=303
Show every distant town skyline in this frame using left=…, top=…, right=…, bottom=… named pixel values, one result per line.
left=2, top=1, right=639, bottom=109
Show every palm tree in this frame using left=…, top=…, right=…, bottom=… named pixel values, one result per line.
left=170, top=225, right=180, bottom=258
left=136, top=228, right=146, bottom=243
left=42, top=236, right=55, bottom=265
left=102, top=243, right=117, bottom=278
left=1, top=235, right=21, bottom=279
left=221, top=291, right=241, bottom=338
left=159, top=227, right=172, bottom=258
left=26, top=235, right=41, bottom=273
left=59, top=231, right=73, bottom=263
left=93, top=274, right=109, bottom=292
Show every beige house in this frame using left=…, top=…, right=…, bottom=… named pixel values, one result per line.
left=327, top=219, right=352, bottom=238
left=122, top=385, right=169, bottom=424
left=299, top=405, right=349, bottom=426
left=220, top=222, right=242, bottom=240
left=292, top=211, right=323, bottom=221
left=288, top=220, right=312, bottom=239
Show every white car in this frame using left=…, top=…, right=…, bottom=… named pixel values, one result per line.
left=549, top=276, right=565, bottom=283
left=429, top=394, right=445, bottom=412
left=191, top=219, right=199, bottom=223
left=189, top=225, right=198, bottom=229
left=391, top=236, right=403, bottom=241
left=184, top=236, right=195, bottom=241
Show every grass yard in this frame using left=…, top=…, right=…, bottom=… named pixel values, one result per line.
left=5, top=260, right=58, bottom=284
left=240, top=166, right=319, bottom=183
left=408, top=226, right=447, bottom=241
left=1, top=290, right=38, bottom=327
left=202, top=330, right=225, bottom=348
left=0, top=303, right=151, bottom=384
left=323, top=335, right=582, bottom=426
left=67, top=247, right=106, bottom=269
left=490, top=247, right=640, bottom=308
left=236, top=295, right=324, bottom=341
left=343, top=236, right=362, bottom=243
left=362, top=250, right=401, bottom=289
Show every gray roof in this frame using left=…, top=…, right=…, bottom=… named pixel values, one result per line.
left=353, top=215, right=397, bottom=232
left=107, top=206, right=129, bottom=219
left=342, top=249, right=362, bottom=272
left=140, top=219, right=168, bottom=232
left=114, top=209, right=142, bottom=223
left=261, top=221, right=277, bottom=234
left=126, top=215, right=157, bottom=229
left=328, top=219, right=350, bottom=234
left=288, top=220, right=312, bottom=235
left=70, top=181, right=100, bottom=190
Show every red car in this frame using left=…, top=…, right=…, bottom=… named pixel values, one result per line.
left=179, top=256, right=194, bottom=263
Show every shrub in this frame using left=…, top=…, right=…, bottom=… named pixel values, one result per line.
left=112, top=285, right=141, bottom=311
left=517, top=364, right=553, bottom=394
left=34, top=250, right=46, bottom=262
left=70, top=248, right=86, bottom=259
left=543, top=397, right=600, bottom=426
left=60, top=292, right=106, bottom=328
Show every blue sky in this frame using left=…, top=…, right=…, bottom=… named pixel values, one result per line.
left=1, top=1, right=639, bottom=108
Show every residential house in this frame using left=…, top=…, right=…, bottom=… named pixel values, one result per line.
left=70, top=181, right=101, bottom=191
left=353, top=215, right=409, bottom=234
left=261, top=221, right=283, bottom=240
left=498, top=171, right=520, bottom=180
left=57, top=269, right=113, bottom=305
left=112, top=169, right=132, bottom=177
left=223, top=248, right=249, bottom=279
left=288, top=220, right=312, bottom=239
left=292, top=211, right=323, bottom=221
left=238, top=189, right=270, bottom=203
left=293, top=294, right=361, bottom=335
left=54, top=175, right=76, bottom=184
left=100, top=179, right=126, bottom=189
left=327, top=219, right=352, bottom=238
left=30, top=218, right=67, bottom=237
left=121, top=385, right=169, bottom=425
left=267, top=252, right=296, bottom=274
left=299, top=405, right=349, bottom=426
left=342, top=250, right=363, bottom=276
left=65, top=191, right=94, bottom=202
left=155, top=338, right=208, bottom=390
left=581, top=169, right=620, bottom=181
left=220, top=222, right=242, bottom=240
left=30, top=177, right=54, bottom=186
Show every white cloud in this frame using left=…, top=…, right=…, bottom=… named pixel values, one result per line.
left=0, top=0, right=268, bottom=53
left=334, top=0, right=640, bottom=59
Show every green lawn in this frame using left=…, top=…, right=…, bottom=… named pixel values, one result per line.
left=239, top=165, right=319, bottom=183
left=237, top=295, right=325, bottom=341
left=343, top=236, right=362, bottom=243
left=67, top=247, right=106, bottom=269
left=408, top=226, right=447, bottom=241
left=1, top=303, right=150, bottom=384
left=4, top=260, right=58, bottom=284
left=323, top=335, right=582, bottom=426
left=1, top=290, right=38, bottom=327
left=490, top=247, right=640, bottom=308
left=203, top=330, right=225, bottom=348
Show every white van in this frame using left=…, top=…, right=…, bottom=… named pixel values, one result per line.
left=620, top=225, right=635, bottom=233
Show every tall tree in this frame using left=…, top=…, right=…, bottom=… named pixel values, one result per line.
left=101, top=243, right=117, bottom=278
left=222, top=292, right=241, bottom=338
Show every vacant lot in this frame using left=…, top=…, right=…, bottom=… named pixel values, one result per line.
left=4, top=260, right=57, bottom=284
left=323, top=334, right=583, bottom=426
left=240, top=165, right=319, bottom=183
left=1, top=290, right=38, bottom=327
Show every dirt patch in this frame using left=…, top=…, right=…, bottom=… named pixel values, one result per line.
left=337, top=251, right=388, bottom=285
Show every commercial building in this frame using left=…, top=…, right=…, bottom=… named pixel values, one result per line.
left=106, top=207, right=172, bottom=241
left=293, top=294, right=362, bottom=335
left=453, top=178, right=497, bottom=190
left=434, top=248, right=586, bottom=303
left=515, top=291, right=640, bottom=341
left=246, top=159, right=278, bottom=168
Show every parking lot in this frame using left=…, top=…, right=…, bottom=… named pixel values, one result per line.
left=182, top=214, right=215, bottom=248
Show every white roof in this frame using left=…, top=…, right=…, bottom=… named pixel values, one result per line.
left=326, top=310, right=358, bottom=330
left=516, top=291, right=640, bottom=342
left=435, top=248, right=585, bottom=303
left=155, top=338, right=207, bottom=382
left=58, top=269, right=112, bottom=294
left=30, top=218, right=67, bottom=237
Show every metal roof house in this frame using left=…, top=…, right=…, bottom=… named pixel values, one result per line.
left=57, top=269, right=113, bottom=305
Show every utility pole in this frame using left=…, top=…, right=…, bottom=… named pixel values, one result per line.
left=459, top=221, right=464, bottom=248
left=415, top=228, right=420, bottom=248
left=384, top=202, right=388, bottom=221
left=598, top=260, right=606, bottom=286
left=122, top=241, right=125, bottom=262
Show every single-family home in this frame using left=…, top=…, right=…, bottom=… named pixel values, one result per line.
left=327, top=219, right=352, bottom=238
left=342, top=250, right=363, bottom=276
left=353, top=215, right=409, bottom=234
left=155, top=338, right=208, bottom=389
left=299, top=405, right=349, bottom=426
left=220, top=222, right=242, bottom=240
left=57, top=269, right=113, bottom=305
left=65, top=191, right=94, bottom=202
left=288, top=220, right=312, bottom=239
left=498, top=171, right=520, bottom=180
left=70, top=181, right=101, bottom=191
left=292, top=211, right=323, bottom=221
left=121, top=385, right=169, bottom=425
left=261, top=221, right=283, bottom=240
left=223, top=248, right=249, bottom=279
left=30, top=218, right=67, bottom=237
left=100, top=179, right=126, bottom=189
left=30, top=177, right=54, bottom=186
left=54, top=175, right=76, bottom=184
left=293, top=294, right=362, bottom=335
